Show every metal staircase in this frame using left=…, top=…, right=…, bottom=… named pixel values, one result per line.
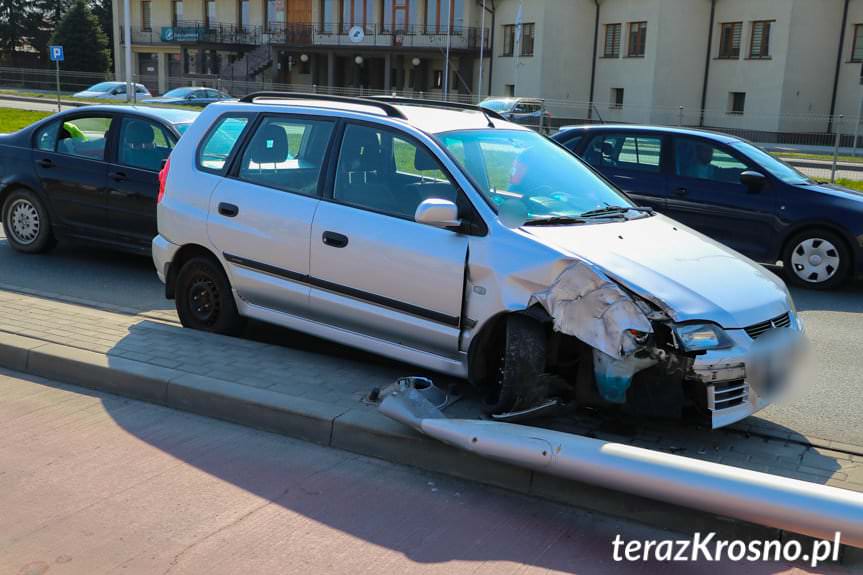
left=222, top=44, right=273, bottom=82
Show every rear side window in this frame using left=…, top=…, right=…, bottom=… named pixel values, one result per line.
left=117, top=117, right=173, bottom=171
left=198, top=115, right=250, bottom=172
left=560, top=134, right=583, bottom=153
left=56, top=116, right=113, bottom=161
left=237, top=116, right=334, bottom=197
left=583, top=133, right=662, bottom=173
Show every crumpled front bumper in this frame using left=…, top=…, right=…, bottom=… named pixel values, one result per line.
left=691, top=313, right=806, bottom=429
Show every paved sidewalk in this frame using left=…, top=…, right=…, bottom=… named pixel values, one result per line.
left=0, top=287, right=861, bottom=500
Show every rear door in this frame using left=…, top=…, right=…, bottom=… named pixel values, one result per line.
left=580, top=131, right=668, bottom=210
left=103, top=115, right=176, bottom=247
left=32, top=113, right=114, bottom=237
left=664, top=136, right=778, bottom=260
left=308, top=122, right=468, bottom=356
left=206, top=113, right=336, bottom=317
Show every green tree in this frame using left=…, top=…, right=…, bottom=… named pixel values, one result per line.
left=0, top=0, right=30, bottom=61
left=25, top=0, right=70, bottom=60
left=89, top=0, right=114, bottom=63
left=49, top=0, right=111, bottom=74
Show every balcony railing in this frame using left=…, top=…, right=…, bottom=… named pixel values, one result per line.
left=127, top=21, right=489, bottom=52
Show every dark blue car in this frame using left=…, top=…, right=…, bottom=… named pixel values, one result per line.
left=553, top=125, right=863, bottom=289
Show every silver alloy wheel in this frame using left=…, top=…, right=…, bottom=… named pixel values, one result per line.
left=790, top=237, right=840, bottom=284
left=7, top=199, right=40, bottom=245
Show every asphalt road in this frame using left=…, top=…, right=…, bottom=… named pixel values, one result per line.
left=5, top=368, right=747, bottom=575
left=0, top=228, right=861, bottom=447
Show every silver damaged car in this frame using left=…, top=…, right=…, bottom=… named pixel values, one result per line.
left=152, top=93, right=805, bottom=429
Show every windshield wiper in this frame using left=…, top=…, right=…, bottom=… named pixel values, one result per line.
left=523, top=215, right=586, bottom=226
left=579, top=205, right=654, bottom=218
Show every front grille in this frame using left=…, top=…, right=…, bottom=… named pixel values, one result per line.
left=744, top=312, right=791, bottom=340
left=708, top=379, right=748, bottom=411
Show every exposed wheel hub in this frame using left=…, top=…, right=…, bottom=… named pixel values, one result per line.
left=8, top=199, right=40, bottom=245
left=790, top=237, right=839, bottom=284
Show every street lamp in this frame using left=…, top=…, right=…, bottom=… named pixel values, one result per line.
left=354, top=55, right=364, bottom=66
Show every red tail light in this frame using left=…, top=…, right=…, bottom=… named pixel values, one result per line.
left=157, top=157, right=170, bottom=204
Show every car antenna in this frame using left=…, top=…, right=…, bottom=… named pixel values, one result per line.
left=481, top=110, right=496, bottom=128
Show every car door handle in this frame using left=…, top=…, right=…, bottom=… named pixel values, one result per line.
left=322, top=231, right=349, bottom=248
left=109, top=189, right=133, bottom=197
left=673, top=187, right=689, bottom=197
left=37, top=158, right=53, bottom=168
left=218, top=202, right=239, bottom=217
left=108, top=171, right=128, bottom=182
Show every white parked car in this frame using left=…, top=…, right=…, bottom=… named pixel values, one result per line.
left=74, top=81, right=151, bottom=100
left=152, top=93, right=804, bottom=429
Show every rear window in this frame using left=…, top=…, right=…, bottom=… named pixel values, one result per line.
left=197, top=115, right=251, bottom=172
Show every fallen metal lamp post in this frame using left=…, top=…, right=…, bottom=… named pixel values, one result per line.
left=379, top=380, right=863, bottom=548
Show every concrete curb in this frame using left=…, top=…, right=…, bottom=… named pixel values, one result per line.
left=2, top=331, right=857, bottom=556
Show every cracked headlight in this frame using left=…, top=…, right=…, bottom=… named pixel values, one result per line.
left=674, top=323, right=733, bottom=352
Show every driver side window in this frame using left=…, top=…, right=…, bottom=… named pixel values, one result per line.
left=333, top=124, right=458, bottom=220
left=673, top=138, right=748, bottom=183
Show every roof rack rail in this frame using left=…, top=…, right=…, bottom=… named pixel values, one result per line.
left=238, top=91, right=408, bottom=119
left=367, top=96, right=507, bottom=121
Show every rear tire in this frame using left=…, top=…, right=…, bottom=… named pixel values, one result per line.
left=175, top=256, right=245, bottom=335
left=782, top=229, right=850, bottom=290
left=483, top=314, right=547, bottom=415
left=1, top=188, right=55, bottom=254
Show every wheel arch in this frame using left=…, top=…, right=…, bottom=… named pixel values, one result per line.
left=0, top=181, right=51, bottom=222
left=165, top=243, right=223, bottom=300
left=466, top=305, right=552, bottom=387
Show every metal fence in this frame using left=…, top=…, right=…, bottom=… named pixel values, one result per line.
left=1, top=65, right=861, bottom=183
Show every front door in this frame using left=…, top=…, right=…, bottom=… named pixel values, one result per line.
left=206, top=114, right=336, bottom=317
left=32, top=114, right=114, bottom=238
left=664, top=136, right=777, bottom=261
left=308, top=122, right=468, bottom=356
left=580, top=131, right=667, bottom=210
left=104, top=115, right=176, bottom=247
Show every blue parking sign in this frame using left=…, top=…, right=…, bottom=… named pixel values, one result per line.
left=49, top=46, right=64, bottom=62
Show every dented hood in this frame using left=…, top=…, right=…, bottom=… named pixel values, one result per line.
left=522, top=214, right=791, bottom=329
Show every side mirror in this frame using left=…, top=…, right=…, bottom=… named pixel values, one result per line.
left=415, top=198, right=461, bottom=229
left=740, top=170, right=766, bottom=192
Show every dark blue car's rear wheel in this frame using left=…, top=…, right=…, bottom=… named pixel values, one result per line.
left=1, top=189, right=55, bottom=254
left=783, top=229, right=850, bottom=289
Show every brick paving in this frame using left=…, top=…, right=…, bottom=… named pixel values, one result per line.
left=0, top=288, right=861, bottom=493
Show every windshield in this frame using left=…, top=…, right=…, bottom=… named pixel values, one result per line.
left=480, top=100, right=514, bottom=112
left=163, top=88, right=195, bottom=98
left=438, top=129, right=637, bottom=222
left=731, top=141, right=812, bottom=185
left=87, top=82, right=118, bottom=93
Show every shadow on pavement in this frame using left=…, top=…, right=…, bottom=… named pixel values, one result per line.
left=790, top=280, right=863, bottom=313
left=23, top=365, right=842, bottom=575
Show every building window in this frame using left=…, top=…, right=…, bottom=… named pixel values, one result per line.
left=728, top=92, right=746, bottom=114
left=238, top=0, right=249, bottom=28
left=321, top=0, right=339, bottom=33
left=343, top=0, right=373, bottom=31
left=171, top=0, right=183, bottom=26
left=610, top=88, right=624, bottom=109
left=718, top=22, right=741, bottom=59
left=266, top=0, right=285, bottom=31
left=852, top=24, right=863, bottom=61
left=383, top=0, right=414, bottom=33
left=502, top=24, right=514, bottom=56
left=749, top=20, right=772, bottom=59
left=604, top=23, right=621, bottom=57
left=520, top=23, right=535, bottom=56
left=141, top=0, right=152, bottom=31
left=426, top=0, right=464, bottom=34
left=627, top=21, right=647, bottom=57
left=205, top=0, right=216, bottom=27
left=504, top=84, right=514, bottom=97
